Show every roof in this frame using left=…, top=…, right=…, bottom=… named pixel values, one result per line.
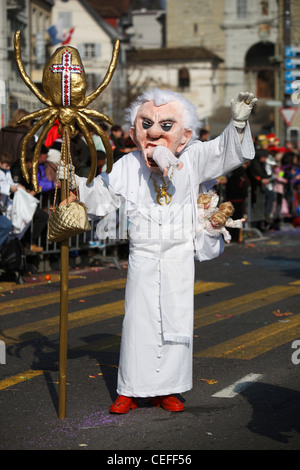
left=126, top=47, right=223, bottom=63
left=85, top=0, right=130, bottom=18
left=79, top=0, right=125, bottom=40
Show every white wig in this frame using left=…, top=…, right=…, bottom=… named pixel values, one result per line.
left=126, top=88, right=202, bottom=144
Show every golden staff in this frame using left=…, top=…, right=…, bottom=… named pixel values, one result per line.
left=14, top=30, right=119, bottom=418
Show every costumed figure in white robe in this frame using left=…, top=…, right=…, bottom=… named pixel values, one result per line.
left=58, top=89, right=257, bottom=413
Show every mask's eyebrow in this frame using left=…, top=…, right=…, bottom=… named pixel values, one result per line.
left=159, top=118, right=176, bottom=123
left=140, top=113, right=153, bottom=121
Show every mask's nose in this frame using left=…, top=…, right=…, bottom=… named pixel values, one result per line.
left=147, top=122, right=163, bottom=140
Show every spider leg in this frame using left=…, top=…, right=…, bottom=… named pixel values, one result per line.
left=20, top=112, right=54, bottom=183
left=80, top=108, right=113, bottom=126
left=75, top=113, right=97, bottom=185
left=83, top=39, right=119, bottom=107
left=31, top=113, right=58, bottom=192
left=14, top=31, right=51, bottom=107
left=77, top=111, right=113, bottom=174
left=17, top=107, right=50, bottom=126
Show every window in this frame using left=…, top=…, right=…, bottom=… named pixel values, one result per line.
left=82, top=44, right=101, bottom=59
left=86, top=73, right=102, bottom=91
left=237, top=0, right=247, bottom=18
left=178, top=67, right=190, bottom=90
left=45, top=15, right=50, bottom=30
left=32, top=8, right=36, bottom=34
left=39, top=12, right=43, bottom=33
left=58, top=11, right=72, bottom=29
left=83, top=44, right=96, bottom=59
left=261, top=0, right=269, bottom=16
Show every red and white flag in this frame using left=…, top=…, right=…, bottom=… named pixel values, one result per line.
left=62, top=28, right=75, bottom=45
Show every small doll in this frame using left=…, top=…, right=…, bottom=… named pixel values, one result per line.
left=218, top=201, right=245, bottom=229
left=197, top=191, right=219, bottom=215
left=200, top=199, right=246, bottom=244
left=196, top=191, right=219, bottom=232
left=203, top=210, right=232, bottom=243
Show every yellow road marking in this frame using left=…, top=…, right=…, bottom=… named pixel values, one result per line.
left=0, top=273, right=82, bottom=292
left=0, top=278, right=127, bottom=316
left=194, top=285, right=300, bottom=329
left=195, top=314, right=300, bottom=360
left=0, top=369, right=44, bottom=391
left=0, top=281, right=299, bottom=391
left=0, top=280, right=230, bottom=317
left=194, top=281, right=232, bottom=295
left=0, top=281, right=231, bottom=347
left=1, top=283, right=299, bottom=347
left=0, top=300, right=125, bottom=346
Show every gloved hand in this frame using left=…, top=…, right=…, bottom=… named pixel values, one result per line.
left=152, top=145, right=183, bottom=177
left=231, top=92, right=258, bottom=128
left=56, top=162, right=79, bottom=189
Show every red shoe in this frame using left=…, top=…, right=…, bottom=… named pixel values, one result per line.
left=151, top=395, right=184, bottom=412
left=109, top=395, right=138, bottom=414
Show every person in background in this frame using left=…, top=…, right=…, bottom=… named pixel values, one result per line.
left=0, top=109, right=36, bottom=174
left=110, top=125, right=126, bottom=162
left=225, top=165, right=249, bottom=242
left=0, top=151, right=24, bottom=247
left=11, top=153, right=48, bottom=253
left=199, top=128, right=210, bottom=142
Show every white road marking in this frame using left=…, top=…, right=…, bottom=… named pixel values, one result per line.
left=212, top=373, right=263, bottom=398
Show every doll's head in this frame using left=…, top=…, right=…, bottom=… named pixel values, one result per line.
left=210, top=211, right=226, bottom=228
left=218, top=201, right=234, bottom=217
left=197, top=193, right=212, bottom=208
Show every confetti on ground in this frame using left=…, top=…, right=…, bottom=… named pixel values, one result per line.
left=242, top=261, right=251, bottom=265
left=215, top=314, right=233, bottom=318
left=89, top=373, right=103, bottom=378
left=198, top=378, right=218, bottom=385
left=97, top=363, right=118, bottom=369
left=272, top=309, right=293, bottom=317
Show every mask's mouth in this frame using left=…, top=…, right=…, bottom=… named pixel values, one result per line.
left=145, top=144, right=159, bottom=170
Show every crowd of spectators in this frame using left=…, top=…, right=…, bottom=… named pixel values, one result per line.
left=199, top=128, right=300, bottom=241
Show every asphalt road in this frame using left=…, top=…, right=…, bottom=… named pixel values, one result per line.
left=0, top=226, right=299, bottom=453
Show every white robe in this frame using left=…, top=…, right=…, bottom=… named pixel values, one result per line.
left=78, top=120, right=255, bottom=397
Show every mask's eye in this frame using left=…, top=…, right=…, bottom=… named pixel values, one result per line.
left=142, top=119, right=152, bottom=129
left=161, top=122, right=173, bottom=132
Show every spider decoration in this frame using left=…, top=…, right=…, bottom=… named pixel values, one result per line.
left=152, top=177, right=172, bottom=205
left=14, top=30, right=119, bottom=192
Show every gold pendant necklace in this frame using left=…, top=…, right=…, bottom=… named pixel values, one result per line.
left=151, top=173, right=173, bottom=205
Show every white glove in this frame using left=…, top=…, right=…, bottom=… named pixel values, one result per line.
left=231, top=92, right=258, bottom=129
left=56, top=162, right=79, bottom=189
left=152, top=145, right=183, bottom=177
